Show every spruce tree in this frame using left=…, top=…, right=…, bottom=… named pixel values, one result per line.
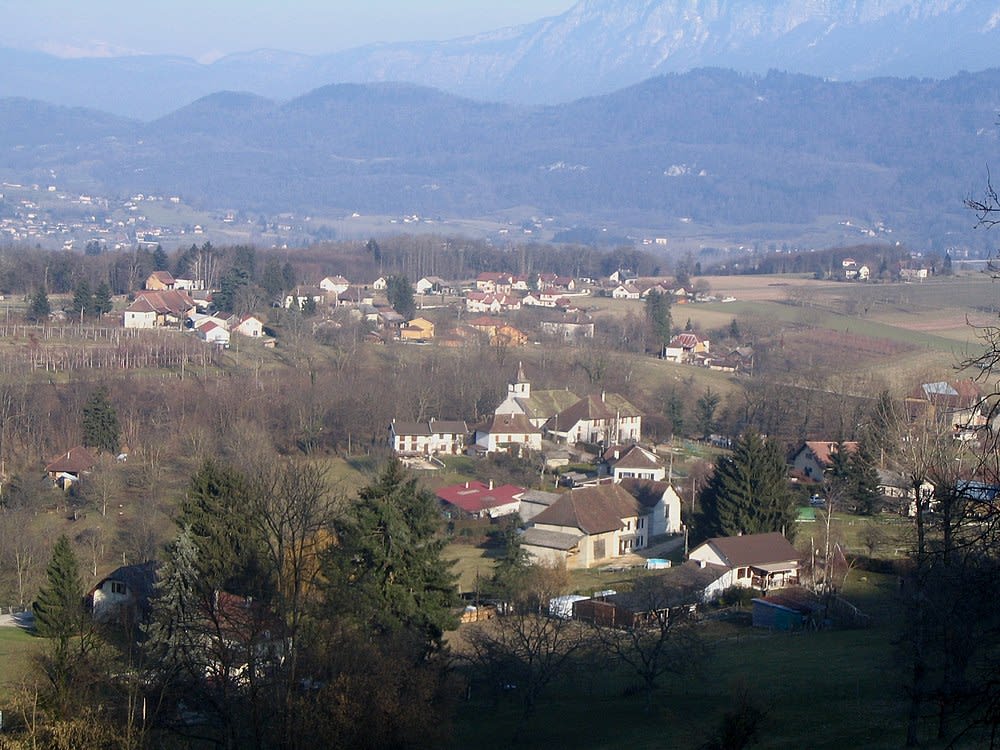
left=697, top=429, right=796, bottom=540
left=33, top=535, right=84, bottom=655
left=146, top=528, right=202, bottom=679
left=71, top=280, right=92, bottom=318
left=386, top=275, right=416, bottom=319
left=92, top=282, right=113, bottom=316
left=179, top=459, right=266, bottom=596
left=82, top=387, right=121, bottom=454
left=27, top=289, right=50, bottom=322
left=323, top=460, right=457, bottom=649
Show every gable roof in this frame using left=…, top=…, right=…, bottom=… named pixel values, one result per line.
left=612, top=445, right=661, bottom=471
left=147, top=270, right=175, bottom=285
left=46, top=445, right=98, bottom=473
left=618, top=478, right=674, bottom=509
left=697, top=532, right=800, bottom=568
left=799, top=441, right=859, bottom=468
left=132, top=290, right=195, bottom=316
left=478, top=413, right=541, bottom=435
left=435, top=481, right=524, bottom=515
left=533, top=483, right=644, bottom=535
left=516, top=389, right=581, bottom=421
left=908, top=379, right=982, bottom=410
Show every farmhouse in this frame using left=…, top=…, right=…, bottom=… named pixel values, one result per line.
left=389, top=418, right=468, bottom=456
left=472, top=412, right=542, bottom=454
left=45, top=445, right=97, bottom=489
left=89, top=561, right=160, bottom=625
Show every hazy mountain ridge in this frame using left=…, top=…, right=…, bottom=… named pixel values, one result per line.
left=2, top=67, right=999, bottom=248
left=3, top=0, right=999, bottom=118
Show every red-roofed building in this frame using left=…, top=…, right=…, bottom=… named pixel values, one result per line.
left=790, top=441, right=859, bottom=481
left=144, top=271, right=176, bottom=291
left=435, top=481, right=524, bottom=519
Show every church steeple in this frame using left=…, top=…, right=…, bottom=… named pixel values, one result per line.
left=508, top=361, right=530, bottom=398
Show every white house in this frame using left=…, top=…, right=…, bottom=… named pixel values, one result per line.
left=88, top=561, right=159, bottom=625
left=608, top=445, right=666, bottom=481
left=197, top=320, right=230, bottom=347
left=390, top=419, right=468, bottom=456
left=618, top=479, right=683, bottom=536
left=233, top=315, right=264, bottom=338
left=319, top=275, right=350, bottom=295
left=688, top=532, right=801, bottom=592
left=473, top=413, right=543, bottom=454
left=372, top=276, right=388, bottom=291
left=612, top=283, right=641, bottom=300
left=544, top=392, right=642, bottom=445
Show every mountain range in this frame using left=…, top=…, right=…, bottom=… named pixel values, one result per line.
left=3, top=67, right=999, bottom=250
left=3, top=0, right=1000, bottom=118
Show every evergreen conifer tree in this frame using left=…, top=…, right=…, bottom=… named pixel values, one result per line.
left=179, top=459, right=266, bottom=596
left=28, top=289, right=50, bottom=322
left=92, top=282, right=113, bottom=316
left=71, top=280, right=92, bottom=318
left=697, top=429, right=796, bottom=540
left=323, top=460, right=457, bottom=649
left=33, top=535, right=84, bottom=656
left=146, top=528, right=203, bottom=679
left=82, top=387, right=121, bottom=454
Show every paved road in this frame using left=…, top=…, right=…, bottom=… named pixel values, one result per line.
left=0, top=610, right=34, bottom=630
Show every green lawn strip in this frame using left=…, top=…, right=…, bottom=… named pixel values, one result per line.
left=0, top=627, right=43, bottom=701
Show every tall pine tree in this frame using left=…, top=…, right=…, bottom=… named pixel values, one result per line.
left=82, top=387, right=121, bottom=454
left=34, top=535, right=84, bottom=649
left=697, top=429, right=796, bottom=540
left=145, top=527, right=203, bottom=680
left=322, top=460, right=457, bottom=649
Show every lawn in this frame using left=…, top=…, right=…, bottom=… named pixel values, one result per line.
left=450, top=568, right=979, bottom=749
left=0, top=627, right=43, bottom=701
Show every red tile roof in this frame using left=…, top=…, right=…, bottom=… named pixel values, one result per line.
left=435, top=482, right=524, bottom=515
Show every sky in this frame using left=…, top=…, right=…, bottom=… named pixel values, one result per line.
left=0, top=0, right=577, bottom=62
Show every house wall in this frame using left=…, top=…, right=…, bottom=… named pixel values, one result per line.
left=124, top=311, right=156, bottom=329
left=522, top=543, right=571, bottom=568
left=92, top=581, right=132, bottom=623
left=791, top=450, right=824, bottom=480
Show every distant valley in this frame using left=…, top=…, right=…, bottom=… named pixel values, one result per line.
left=2, top=68, right=1000, bottom=252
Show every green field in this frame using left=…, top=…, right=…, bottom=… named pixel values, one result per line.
left=451, top=570, right=980, bottom=750
left=0, top=627, right=42, bottom=701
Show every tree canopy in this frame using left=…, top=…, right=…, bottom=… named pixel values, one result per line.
left=697, top=428, right=797, bottom=540
left=322, top=460, right=457, bottom=649
left=81, top=388, right=121, bottom=455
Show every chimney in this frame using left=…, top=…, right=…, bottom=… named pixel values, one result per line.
left=465, top=481, right=469, bottom=489
left=489, top=479, right=494, bottom=491
left=698, top=559, right=706, bottom=569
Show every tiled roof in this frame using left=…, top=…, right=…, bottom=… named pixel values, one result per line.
left=533, top=483, right=643, bottom=535
left=618, top=478, right=673, bottom=509
left=436, top=482, right=524, bottom=514
left=46, top=445, right=97, bottom=473
left=802, top=441, right=859, bottom=467
left=699, top=532, right=800, bottom=568
left=521, top=527, right=582, bottom=551
left=612, top=445, right=661, bottom=470
left=478, top=413, right=541, bottom=435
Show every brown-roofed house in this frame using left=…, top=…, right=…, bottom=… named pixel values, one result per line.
left=524, top=483, right=649, bottom=569
left=472, top=413, right=542, bottom=454
left=144, top=270, right=176, bottom=291
left=545, top=392, right=642, bottom=445
left=689, top=532, right=801, bottom=592
left=46, top=446, right=97, bottom=489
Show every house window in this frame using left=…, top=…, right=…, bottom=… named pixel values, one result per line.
left=110, top=581, right=126, bottom=595
left=737, top=567, right=749, bottom=579
left=638, top=517, right=645, bottom=529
